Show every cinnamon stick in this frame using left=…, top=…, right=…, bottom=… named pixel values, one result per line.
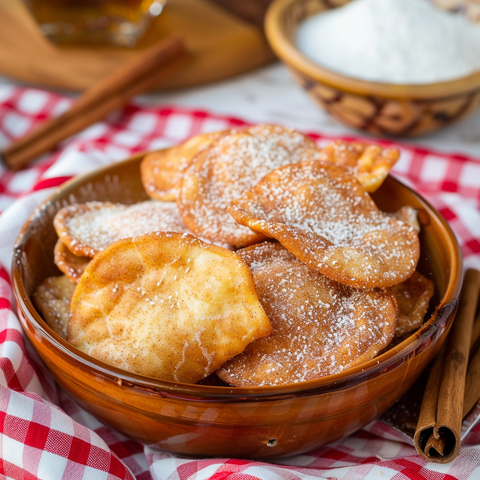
left=1, top=35, right=188, bottom=171
left=469, top=309, right=480, bottom=351
left=463, top=310, right=480, bottom=418
left=413, top=268, right=480, bottom=463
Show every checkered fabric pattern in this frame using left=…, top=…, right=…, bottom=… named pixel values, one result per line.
left=0, top=86, right=479, bottom=480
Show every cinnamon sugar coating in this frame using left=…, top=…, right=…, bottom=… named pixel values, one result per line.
left=229, top=160, right=420, bottom=289
left=141, top=131, right=229, bottom=201
left=391, top=271, right=434, bottom=337
left=37, top=125, right=434, bottom=387
left=68, top=232, right=271, bottom=383
left=216, top=242, right=397, bottom=386
left=318, top=140, right=400, bottom=192
left=54, top=239, right=90, bottom=283
left=33, top=275, right=75, bottom=339
left=177, top=124, right=319, bottom=248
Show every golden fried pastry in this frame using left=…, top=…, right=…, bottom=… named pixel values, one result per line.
left=229, top=161, right=420, bottom=289
left=391, top=271, right=434, bottom=337
left=177, top=124, right=319, bottom=248
left=54, top=200, right=191, bottom=258
left=32, top=275, right=75, bottom=339
left=141, top=131, right=229, bottom=201
left=216, top=242, right=397, bottom=386
left=392, top=206, right=421, bottom=233
left=68, top=232, right=271, bottom=383
left=318, top=140, right=399, bottom=192
left=54, top=239, right=90, bottom=283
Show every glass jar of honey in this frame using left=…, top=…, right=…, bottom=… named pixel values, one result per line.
left=25, top=0, right=166, bottom=46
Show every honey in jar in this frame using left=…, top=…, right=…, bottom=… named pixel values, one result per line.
left=25, top=0, right=166, bottom=46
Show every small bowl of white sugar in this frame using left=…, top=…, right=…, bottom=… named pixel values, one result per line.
left=265, top=0, right=480, bottom=136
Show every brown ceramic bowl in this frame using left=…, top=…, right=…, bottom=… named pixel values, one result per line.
left=265, top=0, right=480, bottom=136
left=12, top=153, right=462, bottom=459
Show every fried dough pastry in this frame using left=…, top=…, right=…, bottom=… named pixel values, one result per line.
left=393, top=206, right=421, bottom=233
left=68, top=232, right=271, bottom=383
left=177, top=124, right=319, bottom=248
left=54, top=200, right=191, bottom=258
left=318, top=140, right=399, bottom=192
left=54, top=239, right=90, bottom=283
left=216, top=242, right=397, bottom=386
left=32, top=275, right=75, bottom=339
left=141, top=131, right=229, bottom=201
left=391, top=271, right=434, bottom=337
left=229, top=161, right=420, bottom=289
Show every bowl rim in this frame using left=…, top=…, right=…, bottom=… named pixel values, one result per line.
left=265, top=0, right=480, bottom=99
left=12, top=153, right=463, bottom=401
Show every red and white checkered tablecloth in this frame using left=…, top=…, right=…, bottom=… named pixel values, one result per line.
left=0, top=85, right=479, bottom=480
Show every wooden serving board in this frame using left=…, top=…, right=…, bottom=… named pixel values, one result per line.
left=0, top=0, right=275, bottom=92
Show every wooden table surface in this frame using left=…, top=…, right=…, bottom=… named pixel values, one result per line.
left=0, top=0, right=276, bottom=92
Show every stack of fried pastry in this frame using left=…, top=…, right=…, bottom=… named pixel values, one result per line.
left=33, top=124, right=434, bottom=386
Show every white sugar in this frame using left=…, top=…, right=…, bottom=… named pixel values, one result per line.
left=183, top=125, right=316, bottom=246
left=220, top=242, right=396, bottom=386
left=296, top=0, right=480, bottom=84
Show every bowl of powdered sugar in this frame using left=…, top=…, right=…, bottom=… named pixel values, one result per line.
left=265, top=0, right=480, bottom=136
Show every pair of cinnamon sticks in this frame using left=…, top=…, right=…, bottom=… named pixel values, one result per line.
left=0, top=36, right=188, bottom=171
left=414, top=268, right=480, bottom=463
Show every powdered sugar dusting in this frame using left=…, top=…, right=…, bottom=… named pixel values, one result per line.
left=56, top=200, right=189, bottom=256
left=230, top=161, right=420, bottom=288
left=217, top=242, right=397, bottom=386
left=53, top=200, right=233, bottom=258
left=178, top=125, right=320, bottom=248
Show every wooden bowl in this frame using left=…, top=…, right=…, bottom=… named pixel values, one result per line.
left=265, top=0, right=480, bottom=136
left=12, top=153, right=462, bottom=459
